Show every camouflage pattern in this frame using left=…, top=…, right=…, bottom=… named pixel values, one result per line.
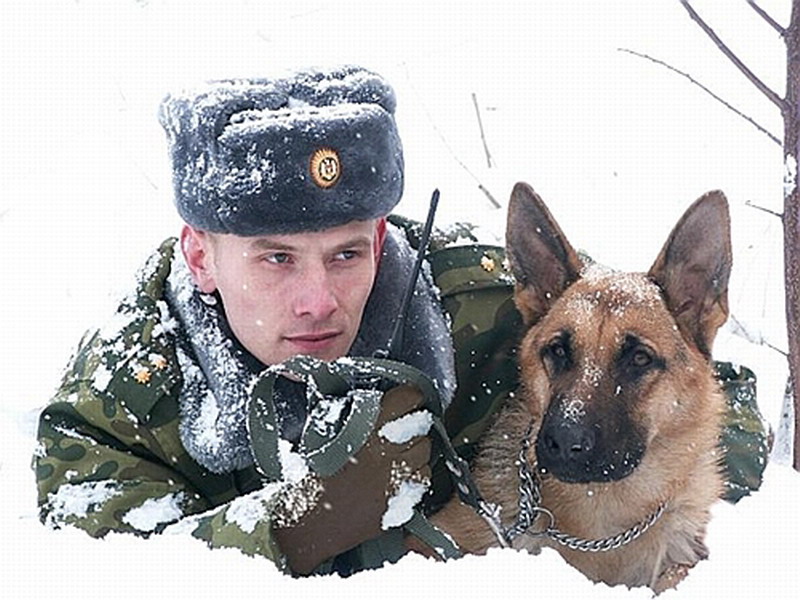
left=715, top=362, right=771, bottom=502
left=34, top=239, right=280, bottom=559
left=34, top=226, right=770, bottom=575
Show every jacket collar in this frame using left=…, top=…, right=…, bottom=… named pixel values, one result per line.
left=165, top=225, right=455, bottom=474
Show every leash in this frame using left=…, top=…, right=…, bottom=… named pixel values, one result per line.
left=498, top=420, right=668, bottom=552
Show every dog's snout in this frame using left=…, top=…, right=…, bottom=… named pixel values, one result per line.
left=535, top=404, right=645, bottom=484
left=536, top=420, right=604, bottom=483
left=540, top=422, right=596, bottom=462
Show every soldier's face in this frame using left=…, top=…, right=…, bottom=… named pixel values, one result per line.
left=182, top=219, right=386, bottom=365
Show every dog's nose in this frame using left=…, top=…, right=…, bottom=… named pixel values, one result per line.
left=536, top=400, right=646, bottom=483
left=539, top=422, right=596, bottom=464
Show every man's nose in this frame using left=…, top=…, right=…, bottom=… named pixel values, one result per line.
left=292, top=265, right=339, bottom=319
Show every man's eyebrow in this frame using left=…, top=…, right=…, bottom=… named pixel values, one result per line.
left=332, top=235, right=373, bottom=251
left=245, top=234, right=373, bottom=253
left=247, top=238, right=297, bottom=252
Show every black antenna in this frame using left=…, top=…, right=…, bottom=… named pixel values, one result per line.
left=375, top=189, right=440, bottom=359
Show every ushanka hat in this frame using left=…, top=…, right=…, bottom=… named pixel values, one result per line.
left=159, top=66, right=403, bottom=235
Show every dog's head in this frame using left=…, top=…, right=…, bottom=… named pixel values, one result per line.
left=506, top=183, right=731, bottom=484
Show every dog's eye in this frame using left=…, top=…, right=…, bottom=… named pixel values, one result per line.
left=631, top=349, right=652, bottom=368
left=541, top=335, right=573, bottom=375
left=616, top=336, right=662, bottom=382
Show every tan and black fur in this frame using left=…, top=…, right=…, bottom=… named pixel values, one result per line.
left=433, top=182, right=731, bottom=593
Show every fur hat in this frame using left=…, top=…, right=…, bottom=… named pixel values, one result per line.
left=159, top=66, right=404, bottom=235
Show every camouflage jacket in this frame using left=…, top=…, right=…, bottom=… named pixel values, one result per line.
left=34, top=220, right=770, bottom=575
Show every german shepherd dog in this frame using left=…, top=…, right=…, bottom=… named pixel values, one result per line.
left=432, top=182, right=731, bottom=593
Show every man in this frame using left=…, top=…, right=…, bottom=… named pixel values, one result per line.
left=34, top=66, right=468, bottom=576
left=34, top=65, right=769, bottom=577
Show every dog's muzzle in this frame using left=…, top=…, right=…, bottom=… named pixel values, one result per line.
left=535, top=398, right=645, bottom=483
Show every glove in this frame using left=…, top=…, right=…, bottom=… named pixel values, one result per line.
left=273, top=384, right=432, bottom=574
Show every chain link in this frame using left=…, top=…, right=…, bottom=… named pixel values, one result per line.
left=504, top=421, right=540, bottom=540
left=545, top=503, right=666, bottom=552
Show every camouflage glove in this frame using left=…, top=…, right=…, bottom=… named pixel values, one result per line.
left=272, top=384, right=432, bottom=574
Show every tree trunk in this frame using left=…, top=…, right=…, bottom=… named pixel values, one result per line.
left=784, top=0, right=800, bottom=470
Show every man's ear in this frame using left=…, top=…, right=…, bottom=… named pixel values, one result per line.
left=506, top=182, right=583, bottom=325
left=373, top=217, right=388, bottom=269
left=180, top=225, right=217, bottom=293
left=648, top=191, right=732, bottom=358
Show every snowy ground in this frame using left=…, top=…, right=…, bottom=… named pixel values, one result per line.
left=1, top=1, right=798, bottom=598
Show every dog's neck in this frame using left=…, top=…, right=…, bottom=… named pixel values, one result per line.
left=519, top=435, right=668, bottom=543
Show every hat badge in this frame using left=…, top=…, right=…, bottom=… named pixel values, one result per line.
left=310, top=147, right=341, bottom=189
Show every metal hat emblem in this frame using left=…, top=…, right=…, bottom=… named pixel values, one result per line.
left=310, top=147, right=341, bottom=188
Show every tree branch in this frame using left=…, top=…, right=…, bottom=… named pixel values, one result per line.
left=400, top=63, right=501, bottom=209
left=745, top=199, right=784, bottom=218
left=680, top=0, right=787, bottom=113
left=472, top=93, right=495, bottom=169
left=747, top=0, right=786, bottom=36
left=729, top=314, right=789, bottom=357
left=618, top=48, right=782, bottom=145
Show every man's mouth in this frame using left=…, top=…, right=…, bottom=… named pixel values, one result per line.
left=284, top=331, right=342, bottom=354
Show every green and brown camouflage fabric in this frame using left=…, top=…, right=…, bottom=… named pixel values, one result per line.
left=34, top=240, right=282, bottom=561
left=715, top=362, right=771, bottom=502
left=34, top=227, right=770, bottom=576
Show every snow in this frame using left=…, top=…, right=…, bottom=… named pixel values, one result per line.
left=121, top=492, right=185, bottom=533
left=191, top=389, right=223, bottom=454
left=224, top=488, right=275, bottom=535
left=1, top=0, right=797, bottom=598
left=785, top=154, right=797, bottom=197
left=382, top=480, right=429, bottom=530
left=91, top=363, right=113, bottom=392
left=41, top=480, right=122, bottom=528
left=277, top=439, right=310, bottom=483
left=379, top=410, right=434, bottom=444
left=307, top=393, right=351, bottom=436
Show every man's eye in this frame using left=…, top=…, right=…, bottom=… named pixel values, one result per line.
left=335, top=250, right=359, bottom=261
left=266, top=252, right=291, bottom=264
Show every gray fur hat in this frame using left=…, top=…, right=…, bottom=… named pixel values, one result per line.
left=159, top=66, right=404, bottom=235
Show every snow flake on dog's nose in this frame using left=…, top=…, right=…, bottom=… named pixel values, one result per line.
left=562, top=396, right=586, bottom=422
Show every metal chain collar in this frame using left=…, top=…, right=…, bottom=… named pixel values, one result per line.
left=486, top=421, right=667, bottom=552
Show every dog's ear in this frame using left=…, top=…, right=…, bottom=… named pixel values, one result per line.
left=506, top=182, right=583, bottom=325
left=648, top=191, right=732, bottom=357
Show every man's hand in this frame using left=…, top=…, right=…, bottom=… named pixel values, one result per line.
left=273, top=384, right=432, bottom=575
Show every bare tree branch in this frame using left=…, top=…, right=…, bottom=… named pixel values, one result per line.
left=730, top=314, right=789, bottom=357
left=401, top=64, right=501, bottom=209
left=745, top=199, right=784, bottom=218
left=680, top=0, right=787, bottom=113
left=478, top=184, right=501, bottom=209
left=747, top=0, right=786, bottom=36
left=472, top=92, right=495, bottom=169
left=618, top=48, right=782, bottom=145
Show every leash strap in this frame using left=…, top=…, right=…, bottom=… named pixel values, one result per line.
left=248, top=354, right=468, bottom=557
left=248, top=355, right=443, bottom=479
left=431, top=417, right=511, bottom=548
left=404, top=511, right=461, bottom=559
